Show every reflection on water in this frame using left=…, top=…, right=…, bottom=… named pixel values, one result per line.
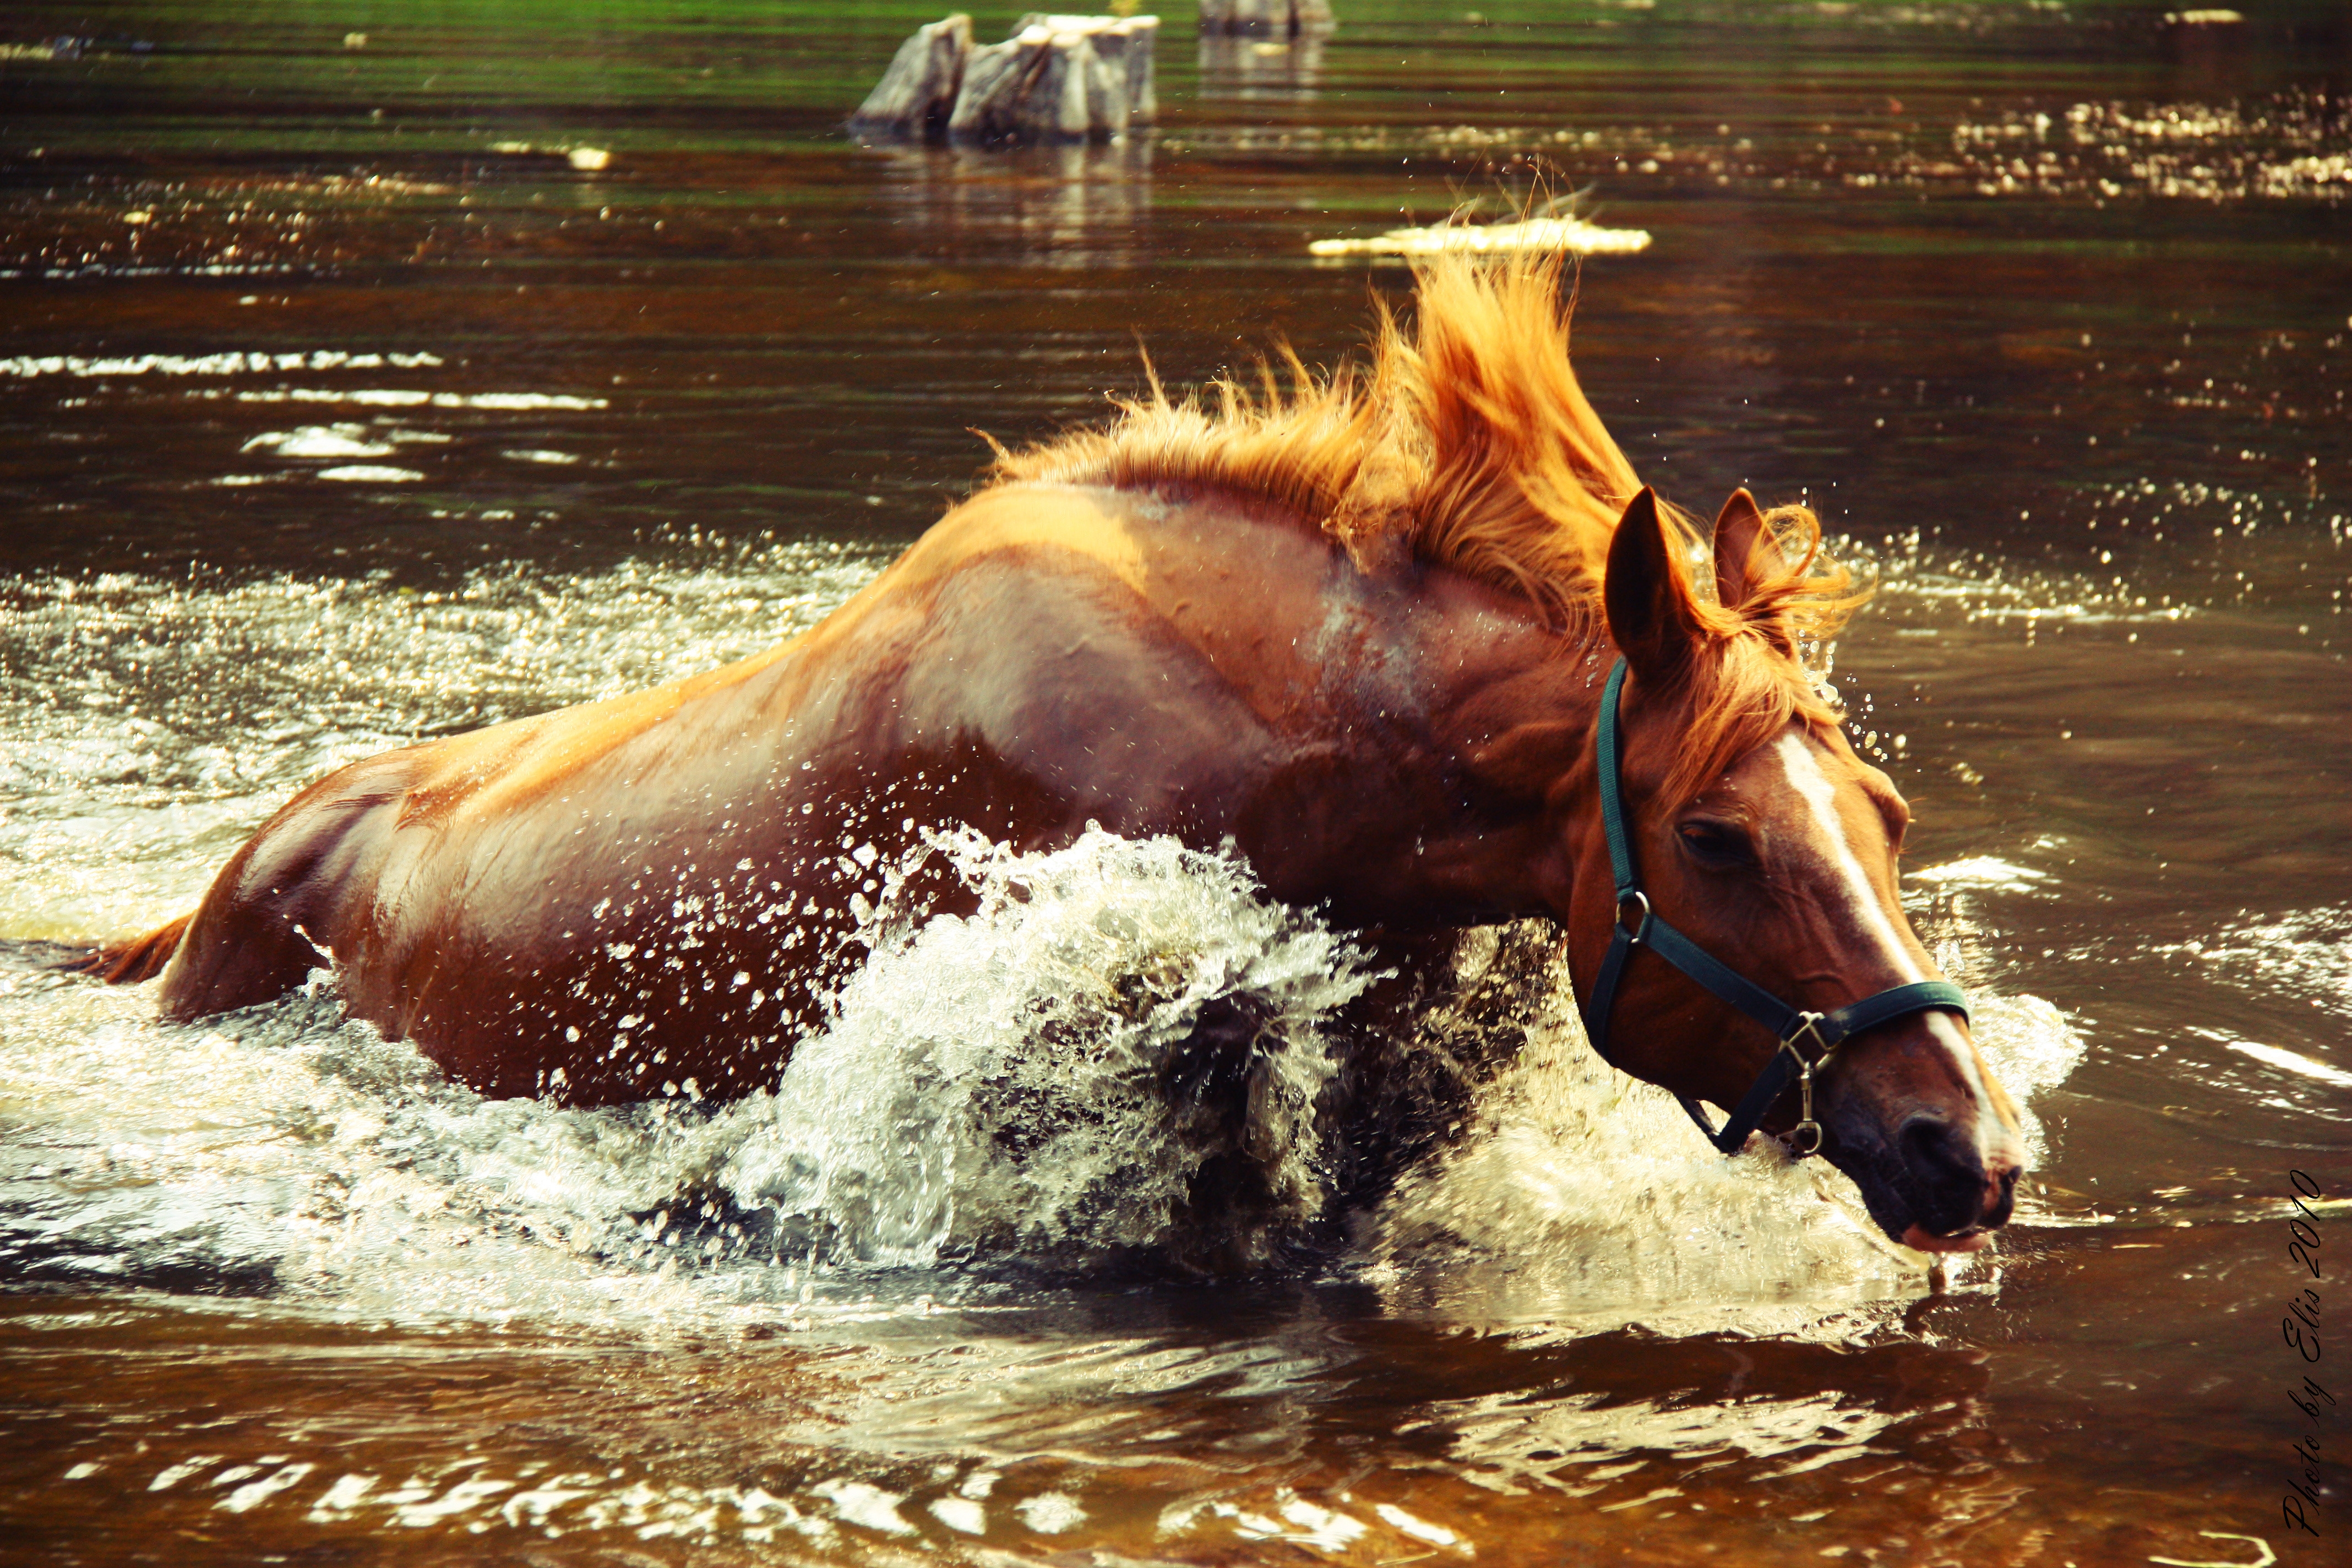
left=0, top=1255, right=2288, bottom=1564
left=4, top=1, right=2350, bottom=1565
left=1197, top=32, right=1329, bottom=102
left=1162, top=86, right=2352, bottom=205
left=869, top=139, right=1154, bottom=268
left=0, top=1285, right=2034, bottom=1559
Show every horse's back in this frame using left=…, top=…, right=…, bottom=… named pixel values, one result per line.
left=128, top=477, right=1420, bottom=1102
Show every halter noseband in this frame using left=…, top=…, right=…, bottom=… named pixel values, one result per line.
left=1579, top=658, right=1970, bottom=1158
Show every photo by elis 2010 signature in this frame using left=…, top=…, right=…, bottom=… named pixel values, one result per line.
left=2279, top=1169, right=2333, bottom=1544
left=2147, top=1169, right=2338, bottom=1568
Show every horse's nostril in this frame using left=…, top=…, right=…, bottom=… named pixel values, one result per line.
left=1897, top=1113, right=1987, bottom=1231
left=1898, top=1113, right=1970, bottom=1175
left=1983, top=1161, right=2021, bottom=1228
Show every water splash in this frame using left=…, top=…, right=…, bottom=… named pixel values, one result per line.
left=722, top=826, right=1375, bottom=1272
left=0, top=826, right=1379, bottom=1314
left=0, top=962, right=762, bottom=1324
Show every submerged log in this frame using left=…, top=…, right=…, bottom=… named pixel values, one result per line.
left=1199, top=0, right=1333, bottom=37
left=847, top=13, right=975, bottom=139
left=853, top=13, right=1158, bottom=143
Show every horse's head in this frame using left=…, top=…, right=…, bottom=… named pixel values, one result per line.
left=1557, top=485, right=2024, bottom=1252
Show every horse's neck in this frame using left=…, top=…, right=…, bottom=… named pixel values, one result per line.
left=1389, top=568, right=1611, bottom=776
left=1061, top=483, right=1607, bottom=916
left=1298, top=558, right=1609, bottom=923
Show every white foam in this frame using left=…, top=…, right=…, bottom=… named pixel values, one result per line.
left=0, top=819, right=1369, bottom=1316
left=1362, top=925, right=2084, bottom=1326
left=721, top=826, right=1373, bottom=1269
left=0, top=827, right=2079, bottom=1337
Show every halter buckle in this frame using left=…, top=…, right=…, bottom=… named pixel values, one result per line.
left=1614, top=890, right=1652, bottom=942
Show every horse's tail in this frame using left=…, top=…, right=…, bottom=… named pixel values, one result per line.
left=58, top=914, right=192, bottom=985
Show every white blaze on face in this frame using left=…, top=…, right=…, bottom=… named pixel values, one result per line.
left=1922, top=1010, right=1991, bottom=1106
left=1773, top=731, right=1921, bottom=984
left=1773, top=731, right=1994, bottom=1105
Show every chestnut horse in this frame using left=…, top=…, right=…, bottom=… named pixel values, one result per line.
left=81, top=253, right=2022, bottom=1253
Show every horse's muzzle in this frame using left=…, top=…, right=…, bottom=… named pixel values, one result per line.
left=1827, top=1072, right=2025, bottom=1253
left=1888, top=1112, right=2020, bottom=1253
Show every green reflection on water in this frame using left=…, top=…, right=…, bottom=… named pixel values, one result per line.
left=7, top=0, right=2343, bottom=160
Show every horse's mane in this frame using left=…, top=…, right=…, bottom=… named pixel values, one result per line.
left=990, top=249, right=1863, bottom=803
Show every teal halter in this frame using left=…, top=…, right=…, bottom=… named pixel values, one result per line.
left=1580, top=657, right=1972, bottom=1157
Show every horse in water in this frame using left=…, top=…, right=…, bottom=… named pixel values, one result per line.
left=79, top=252, right=2022, bottom=1256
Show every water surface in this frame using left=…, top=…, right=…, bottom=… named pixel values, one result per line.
left=3, top=3, right=2348, bottom=1564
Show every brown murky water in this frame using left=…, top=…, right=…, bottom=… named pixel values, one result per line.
left=3, top=3, right=2349, bottom=1564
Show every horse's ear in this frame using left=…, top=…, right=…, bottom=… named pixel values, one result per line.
left=1604, top=487, right=1705, bottom=683
left=1712, top=488, right=1769, bottom=611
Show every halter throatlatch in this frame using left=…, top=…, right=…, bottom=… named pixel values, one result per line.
left=1579, top=658, right=1971, bottom=1157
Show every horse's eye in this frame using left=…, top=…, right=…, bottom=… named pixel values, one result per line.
left=1676, top=819, right=1755, bottom=868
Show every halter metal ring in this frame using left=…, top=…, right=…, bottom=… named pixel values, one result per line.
left=1614, top=890, right=1652, bottom=941
left=1781, top=1010, right=1831, bottom=1065
left=1786, top=1114, right=1825, bottom=1158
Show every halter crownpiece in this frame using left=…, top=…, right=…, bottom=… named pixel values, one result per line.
left=1578, top=657, right=1971, bottom=1158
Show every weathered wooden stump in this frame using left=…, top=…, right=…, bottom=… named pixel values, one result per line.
left=1199, top=0, right=1333, bottom=37
left=848, top=14, right=976, bottom=140
left=1031, top=13, right=1156, bottom=126
left=850, top=13, right=1159, bottom=144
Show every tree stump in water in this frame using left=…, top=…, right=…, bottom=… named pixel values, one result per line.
left=850, top=13, right=1160, bottom=144
left=1199, top=0, right=1333, bottom=36
left=847, top=14, right=976, bottom=140
left=954, top=15, right=1160, bottom=140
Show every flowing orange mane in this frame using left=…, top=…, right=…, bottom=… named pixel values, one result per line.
left=991, top=249, right=1863, bottom=802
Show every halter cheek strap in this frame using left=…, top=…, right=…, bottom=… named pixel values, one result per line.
left=1578, top=658, right=1970, bottom=1157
